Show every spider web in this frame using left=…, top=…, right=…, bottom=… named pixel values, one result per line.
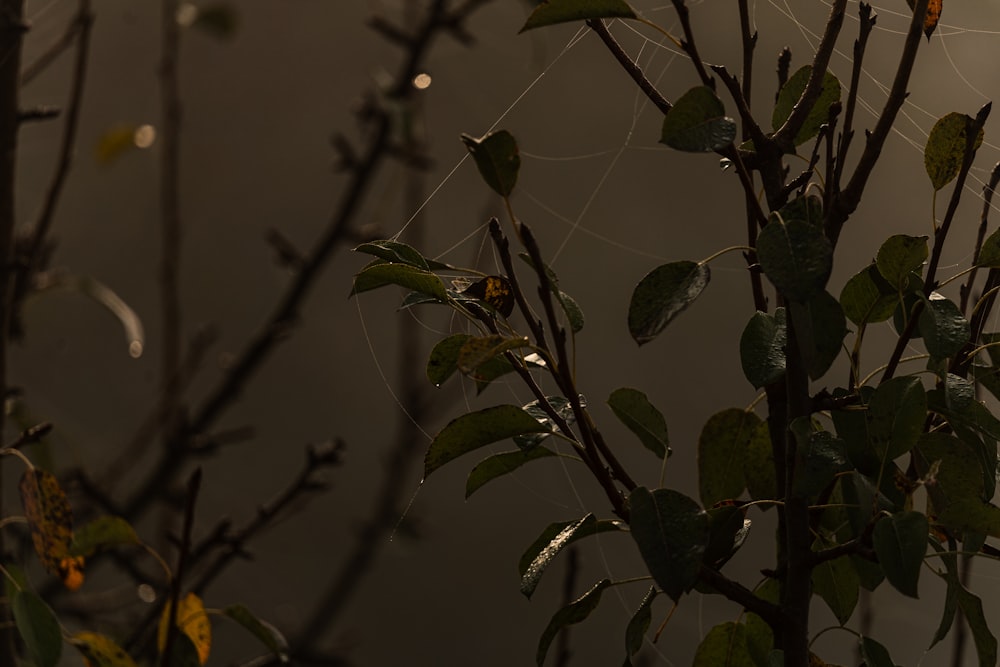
left=358, top=2, right=1000, bottom=664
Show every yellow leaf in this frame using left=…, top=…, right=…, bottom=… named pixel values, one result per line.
left=158, top=592, right=212, bottom=664
left=94, top=125, right=139, bottom=165
left=70, top=632, right=137, bottom=667
left=19, top=469, right=85, bottom=590
left=906, top=0, right=942, bottom=39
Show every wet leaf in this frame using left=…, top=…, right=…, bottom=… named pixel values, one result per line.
left=757, top=214, right=832, bottom=302
left=222, top=605, right=289, bottom=660
left=607, top=387, right=670, bottom=458
left=660, top=86, right=737, bottom=152
left=514, top=395, right=579, bottom=448
left=12, top=590, right=62, bottom=667
left=70, top=632, right=138, bottom=667
left=875, top=235, right=928, bottom=288
left=772, top=66, right=842, bottom=146
left=520, top=0, right=637, bottom=32
left=925, top=111, right=984, bottom=191
left=918, top=293, right=970, bottom=360
left=536, top=579, right=612, bottom=666
left=628, top=486, right=709, bottom=601
left=789, top=290, right=846, bottom=380
left=872, top=511, right=927, bottom=598
left=521, top=514, right=596, bottom=599
left=424, top=405, right=551, bottom=478
left=426, top=333, right=473, bottom=386
left=740, top=308, right=786, bottom=388
left=840, top=264, right=899, bottom=325
left=350, top=263, right=447, bottom=301
left=698, top=409, right=759, bottom=507
left=158, top=592, right=211, bottom=665
left=518, top=519, right=624, bottom=578
left=461, top=130, right=520, bottom=197
left=867, top=376, right=926, bottom=463
left=466, top=447, right=557, bottom=499
left=20, top=468, right=84, bottom=590
left=623, top=587, right=657, bottom=666
left=628, top=261, right=710, bottom=345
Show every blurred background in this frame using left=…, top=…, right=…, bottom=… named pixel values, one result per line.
left=12, top=0, right=1000, bottom=664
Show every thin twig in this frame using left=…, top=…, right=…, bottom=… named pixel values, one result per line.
left=585, top=19, right=671, bottom=115
left=160, top=468, right=201, bottom=667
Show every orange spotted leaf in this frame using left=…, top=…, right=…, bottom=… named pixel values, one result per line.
left=462, top=275, right=515, bottom=318
left=158, top=592, right=212, bottom=664
left=70, top=632, right=138, bottom=667
left=907, top=0, right=942, bottom=39
left=19, top=468, right=84, bottom=590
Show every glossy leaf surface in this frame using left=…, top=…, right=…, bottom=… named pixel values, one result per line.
left=518, top=518, right=624, bottom=578
left=628, top=486, right=709, bottom=601
left=925, top=111, right=984, bottom=191
left=424, top=405, right=552, bottom=478
left=739, top=308, right=786, bottom=388
left=466, top=447, right=557, bottom=499
left=461, top=130, right=520, bottom=197
left=660, top=86, right=737, bottom=152
left=628, top=261, right=709, bottom=345
left=607, top=387, right=670, bottom=458
left=520, top=0, right=636, bottom=32
left=536, top=579, right=611, bottom=666
left=521, top=514, right=596, bottom=599
left=918, top=293, right=970, bottom=359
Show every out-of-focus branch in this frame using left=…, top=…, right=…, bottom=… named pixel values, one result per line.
left=0, top=0, right=26, bottom=660
left=159, top=0, right=184, bottom=447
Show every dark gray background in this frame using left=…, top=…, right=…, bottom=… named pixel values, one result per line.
left=13, top=1, right=1000, bottom=664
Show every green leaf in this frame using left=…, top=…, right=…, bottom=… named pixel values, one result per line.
left=859, top=636, right=897, bottom=667
left=607, top=387, right=670, bottom=458
left=628, top=261, right=710, bottom=345
left=457, top=334, right=531, bottom=375
left=875, top=235, right=928, bottom=288
left=514, top=395, right=578, bottom=448
left=840, top=264, right=899, bottom=325
left=222, top=605, right=288, bottom=659
left=12, top=590, right=62, bottom=667
left=745, top=580, right=780, bottom=664
left=698, top=409, right=760, bottom=507
left=70, top=516, right=141, bottom=557
left=930, top=541, right=998, bottom=665
left=918, top=293, right=970, bottom=360
left=519, top=519, right=624, bottom=578
left=350, top=263, right=447, bottom=301
left=691, top=622, right=756, bottom=667
left=623, top=587, right=657, bottom=666
left=660, top=86, right=737, bottom=152
left=743, top=420, right=777, bottom=508
left=789, top=290, right=846, bottom=380
left=872, top=511, right=928, bottom=598
left=466, top=447, right=558, bottom=499
left=353, top=239, right=430, bottom=269
left=517, top=252, right=585, bottom=332
left=756, top=214, right=833, bottom=302
left=811, top=539, right=859, bottom=625
left=520, top=0, right=637, bottom=32
left=867, top=375, right=926, bottom=462
left=771, top=66, right=842, bottom=146
left=536, top=579, right=612, bottom=666
left=461, top=130, right=520, bottom=197
left=790, top=421, right=848, bottom=500
left=426, top=334, right=472, bottom=386
left=976, top=227, right=1000, bottom=268
left=703, top=503, right=751, bottom=568
left=779, top=195, right=824, bottom=227
left=925, top=112, right=985, bottom=191
left=191, top=4, right=239, bottom=40
left=423, top=405, right=552, bottom=478
left=739, top=308, right=786, bottom=388
left=628, top=486, right=709, bottom=601
left=521, top=515, right=596, bottom=599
